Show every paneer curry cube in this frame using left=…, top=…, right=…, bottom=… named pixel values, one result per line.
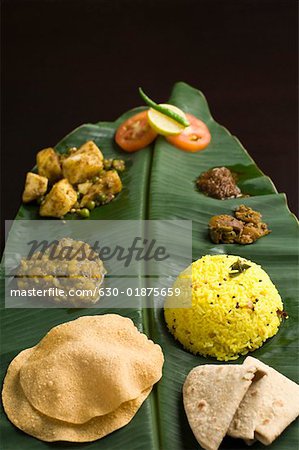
left=37, top=147, right=62, bottom=183
left=22, top=172, right=48, bottom=203
left=77, top=181, right=93, bottom=195
left=102, top=170, right=123, bottom=193
left=39, top=179, right=77, bottom=217
left=80, top=170, right=122, bottom=207
left=62, top=141, right=104, bottom=184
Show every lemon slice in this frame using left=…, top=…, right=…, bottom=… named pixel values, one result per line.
left=147, top=104, right=188, bottom=136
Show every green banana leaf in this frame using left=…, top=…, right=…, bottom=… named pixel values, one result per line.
left=0, top=109, right=159, bottom=450
left=1, top=82, right=298, bottom=450
left=148, top=83, right=299, bottom=450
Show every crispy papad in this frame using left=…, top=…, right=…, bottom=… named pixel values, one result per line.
left=2, top=348, right=152, bottom=442
left=18, top=314, right=163, bottom=423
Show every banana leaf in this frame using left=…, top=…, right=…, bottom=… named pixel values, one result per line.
left=0, top=109, right=159, bottom=450
left=1, top=82, right=298, bottom=450
left=148, top=82, right=299, bottom=450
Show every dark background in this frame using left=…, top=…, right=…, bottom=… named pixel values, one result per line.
left=1, top=0, right=298, bottom=226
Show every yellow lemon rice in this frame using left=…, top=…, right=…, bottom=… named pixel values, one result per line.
left=164, top=255, right=284, bottom=361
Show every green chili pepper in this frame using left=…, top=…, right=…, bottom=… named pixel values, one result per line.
left=139, top=88, right=190, bottom=127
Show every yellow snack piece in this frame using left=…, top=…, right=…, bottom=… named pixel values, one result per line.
left=22, top=172, right=48, bottom=203
left=39, top=178, right=77, bottom=217
left=2, top=348, right=152, bottom=442
left=37, top=147, right=62, bottom=183
left=19, top=315, right=164, bottom=424
left=62, top=141, right=104, bottom=184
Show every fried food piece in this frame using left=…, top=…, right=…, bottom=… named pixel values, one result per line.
left=40, top=179, right=77, bottom=217
left=2, top=348, right=152, bottom=443
left=77, top=181, right=93, bottom=195
left=234, top=205, right=270, bottom=244
left=80, top=170, right=122, bottom=207
left=209, top=215, right=244, bottom=244
left=19, top=315, right=163, bottom=424
left=197, top=167, right=241, bottom=199
left=62, top=141, right=104, bottom=184
left=235, top=204, right=262, bottom=224
left=37, top=148, right=62, bottom=183
left=2, top=309, right=164, bottom=444
left=209, top=205, right=270, bottom=245
left=22, top=172, right=48, bottom=203
left=236, top=222, right=270, bottom=244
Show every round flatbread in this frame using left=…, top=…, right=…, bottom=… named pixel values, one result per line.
left=19, top=315, right=163, bottom=423
left=229, top=356, right=299, bottom=445
left=183, top=364, right=258, bottom=450
left=2, top=348, right=152, bottom=442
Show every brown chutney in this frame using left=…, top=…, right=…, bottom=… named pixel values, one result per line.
left=197, top=167, right=241, bottom=199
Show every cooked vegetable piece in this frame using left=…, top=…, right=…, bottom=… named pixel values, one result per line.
left=77, top=181, right=93, bottom=195
left=235, top=205, right=270, bottom=243
left=39, top=179, right=77, bottom=218
left=240, top=222, right=270, bottom=244
left=16, top=237, right=106, bottom=305
left=112, top=159, right=125, bottom=172
left=197, top=167, right=241, bottom=199
left=235, top=204, right=262, bottom=224
left=115, top=111, right=157, bottom=152
left=103, top=159, right=113, bottom=170
left=80, top=170, right=122, bottom=207
left=166, top=114, right=211, bottom=152
left=22, top=139, right=125, bottom=218
left=36, top=148, right=62, bottom=183
left=77, top=208, right=90, bottom=218
left=22, top=173, right=48, bottom=203
left=209, top=205, right=271, bottom=245
left=86, top=200, right=96, bottom=210
left=62, top=141, right=104, bottom=184
left=209, top=215, right=244, bottom=244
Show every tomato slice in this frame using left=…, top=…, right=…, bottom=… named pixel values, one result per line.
left=115, top=111, right=157, bottom=152
left=166, top=114, right=211, bottom=152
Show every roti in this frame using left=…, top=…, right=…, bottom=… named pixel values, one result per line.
left=228, top=356, right=299, bottom=444
left=183, top=363, right=259, bottom=450
left=228, top=368, right=266, bottom=440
